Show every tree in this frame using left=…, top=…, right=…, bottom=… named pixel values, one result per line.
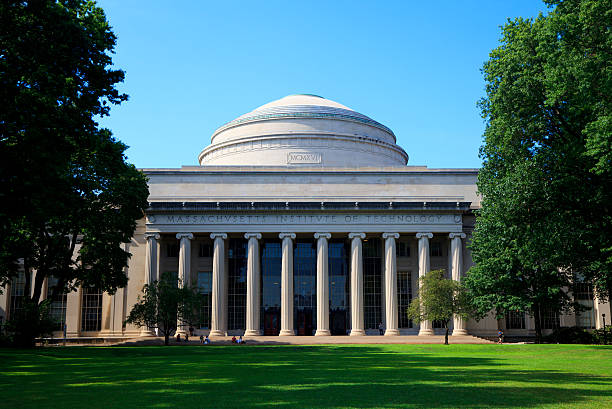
left=407, top=270, right=474, bottom=345
left=467, top=0, right=612, bottom=343
left=125, top=272, right=202, bottom=346
left=0, top=0, right=149, bottom=345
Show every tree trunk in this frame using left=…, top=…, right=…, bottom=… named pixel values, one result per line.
left=534, top=304, right=542, bottom=344
left=164, top=333, right=169, bottom=346
left=444, top=325, right=449, bottom=345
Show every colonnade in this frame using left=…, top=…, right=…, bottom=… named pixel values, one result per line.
left=143, top=231, right=467, bottom=336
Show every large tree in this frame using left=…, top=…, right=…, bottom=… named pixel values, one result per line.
left=466, top=0, right=612, bottom=342
left=0, top=0, right=148, bottom=345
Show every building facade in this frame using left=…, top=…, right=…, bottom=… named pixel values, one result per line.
left=1, top=94, right=609, bottom=338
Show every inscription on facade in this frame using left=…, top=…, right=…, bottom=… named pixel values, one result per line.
left=148, top=213, right=461, bottom=226
left=287, top=152, right=322, bottom=164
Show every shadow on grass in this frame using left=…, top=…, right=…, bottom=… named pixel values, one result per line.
left=1, top=345, right=611, bottom=408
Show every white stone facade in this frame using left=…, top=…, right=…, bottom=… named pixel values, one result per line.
left=0, top=95, right=608, bottom=339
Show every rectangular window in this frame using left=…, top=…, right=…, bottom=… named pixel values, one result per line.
left=199, top=242, right=213, bottom=258
left=228, top=239, right=247, bottom=330
left=363, top=238, right=382, bottom=329
left=541, top=307, right=560, bottom=330
left=81, top=287, right=102, bottom=332
left=166, top=243, right=178, bottom=258
left=9, top=271, right=28, bottom=319
left=396, top=240, right=410, bottom=258
left=397, top=271, right=412, bottom=328
left=198, top=272, right=212, bottom=329
left=47, top=276, right=67, bottom=331
left=505, top=310, right=526, bottom=329
left=574, top=283, right=595, bottom=329
left=430, top=241, right=442, bottom=257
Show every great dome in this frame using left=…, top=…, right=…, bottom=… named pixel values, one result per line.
left=198, top=94, right=408, bottom=167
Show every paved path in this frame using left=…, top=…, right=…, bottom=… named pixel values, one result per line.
left=117, top=334, right=492, bottom=346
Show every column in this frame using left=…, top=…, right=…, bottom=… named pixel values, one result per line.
left=244, top=233, right=262, bottom=336
left=349, top=233, right=366, bottom=336
left=416, top=232, right=434, bottom=336
left=314, top=233, right=332, bottom=336
left=141, top=233, right=159, bottom=336
left=175, top=233, right=193, bottom=336
left=383, top=233, right=400, bottom=336
left=209, top=233, right=227, bottom=337
left=279, top=233, right=296, bottom=336
left=450, top=232, right=468, bottom=335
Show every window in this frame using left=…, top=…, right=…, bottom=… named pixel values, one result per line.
left=541, top=307, right=560, bottom=330
left=166, top=243, right=178, bottom=258
left=430, top=241, right=442, bottom=257
left=9, top=271, right=28, bottom=319
left=294, top=240, right=316, bottom=335
left=199, top=242, right=213, bottom=258
left=398, top=271, right=412, bottom=328
left=505, top=310, right=525, bottom=329
left=574, top=283, right=595, bottom=329
left=198, top=272, right=212, bottom=329
left=228, top=239, right=247, bottom=330
left=81, top=287, right=102, bottom=332
left=48, top=276, right=67, bottom=331
left=363, top=238, right=382, bottom=329
left=396, top=240, right=410, bottom=258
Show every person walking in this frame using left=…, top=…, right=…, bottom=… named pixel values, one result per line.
left=378, top=322, right=384, bottom=335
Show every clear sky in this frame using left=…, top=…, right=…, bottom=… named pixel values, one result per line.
left=96, top=0, right=549, bottom=169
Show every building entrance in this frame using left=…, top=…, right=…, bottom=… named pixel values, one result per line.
left=329, top=240, right=350, bottom=335
left=294, top=240, right=316, bottom=335
left=261, top=240, right=281, bottom=336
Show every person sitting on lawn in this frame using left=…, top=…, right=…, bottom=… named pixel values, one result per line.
left=185, top=333, right=189, bottom=342
left=204, top=335, right=210, bottom=344
left=232, top=335, right=237, bottom=343
left=199, top=334, right=204, bottom=344
left=238, top=335, right=244, bottom=344
left=176, top=333, right=181, bottom=343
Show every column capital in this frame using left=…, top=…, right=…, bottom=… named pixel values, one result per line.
left=416, top=232, right=433, bottom=239
left=314, top=232, right=331, bottom=240
left=144, top=232, right=160, bottom=241
left=210, top=233, right=228, bottom=240
left=382, top=232, right=400, bottom=240
left=348, top=232, right=366, bottom=240
left=449, top=232, right=466, bottom=239
left=176, top=232, right=194, bottom=240
left=279, top=232, right=296, bottom=240
left=244, top=232, right=262, bottom=240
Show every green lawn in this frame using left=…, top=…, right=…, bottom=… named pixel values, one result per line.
left=1, top=344, right=611, bottom=408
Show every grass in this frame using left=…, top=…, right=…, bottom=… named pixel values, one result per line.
left=0, top=344, right=611, bottom=408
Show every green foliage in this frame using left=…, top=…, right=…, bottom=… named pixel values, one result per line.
left=125, top=272, right=203, bottom=345
left=467, top=0, right=612, bottom=343
left=407, top=270, right=475, bottom=344
left=0, top=0, right=149, bottom=342
left=4, top=299, right=56, bottom=347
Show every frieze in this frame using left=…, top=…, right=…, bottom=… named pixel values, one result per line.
left=147, top=213, right=462, bottom=226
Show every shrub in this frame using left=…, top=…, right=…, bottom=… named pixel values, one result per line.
left=545, top=326, right=593, bottom=344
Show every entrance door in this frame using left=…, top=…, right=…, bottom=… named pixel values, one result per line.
left=263, top=309, right=280, bottom=335
left=296, top=309, right=314, bottom=336
left=330, top=310, right=347, bottom=335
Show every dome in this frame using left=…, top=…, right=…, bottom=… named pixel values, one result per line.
left=198, top=94, right=408, bottom=167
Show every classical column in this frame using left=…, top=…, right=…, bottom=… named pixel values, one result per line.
left=279, top=233, right=296, bottom=336
left=314, top=233, right=332, bottom=336
left=175, top=233, right=193, bottom=336
left=141, top=233, right=160, bottom=336
left=209, top=233, right=227, bottom=337
left=349, top=233, right=366, bottom=336
left=416, top=232, right=434, bottom=336
left=450, top=232, right=468, bottom=335
left=244, top=233, right=262, bottom=336
left=383, top=233, right=400, bottom=336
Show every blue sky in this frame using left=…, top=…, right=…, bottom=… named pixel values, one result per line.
left=97, top=1, right=549, bottom=169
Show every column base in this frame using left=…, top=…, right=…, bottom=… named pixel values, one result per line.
left=384, top=329, right=400, bottom=336
left=209, top=329, right=225, bottom=337
left=418, top=329, right=434, bottom=336
left=139, top=329, right=156, bottom=337
left=279, top=329, right=296, bottom=336
left=244, top=329, right=262, bottom=336
left=349, top=329, right=366, bottom=336
left=452, top=329, right=469, bottom=336
left=315, top=329, right=331, bottom=336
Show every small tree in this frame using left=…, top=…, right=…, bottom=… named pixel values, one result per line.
left=125, top=272, right=202, bottom=345
left=408, top=270, right=474, bottom=345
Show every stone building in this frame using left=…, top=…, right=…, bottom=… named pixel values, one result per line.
left=1, top=94, right=609, bottom=339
